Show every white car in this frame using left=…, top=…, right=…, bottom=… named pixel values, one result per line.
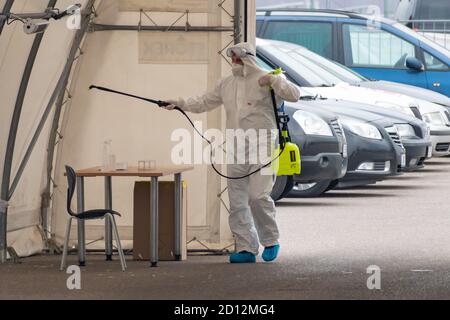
left=303, top=83, right=450, bottom=157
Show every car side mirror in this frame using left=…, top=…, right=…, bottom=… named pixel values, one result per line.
left=406, top=57, right=424, bottom=71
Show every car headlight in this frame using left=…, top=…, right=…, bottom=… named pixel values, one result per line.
left=424, top=124, right=431, bottom=139
left=422, top=112, right=447, bottom=126
left=394, top=124, right=416, bottom=138
left=340, top=118, right=382, bottom=140
left=293, top=111, right=333, bottom=136
left=443, top=110, right=450, bottom=124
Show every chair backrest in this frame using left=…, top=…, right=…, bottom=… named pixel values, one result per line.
left=65, top=165, right=77, bottom=216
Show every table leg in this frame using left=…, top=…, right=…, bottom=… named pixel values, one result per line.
left=76, top=176, right=86, bottom=266
left=150, top=176, right=159, bottom=267
left=174, top=173, right=182, bottom=261
left=105, top=176, right=113, bottom=261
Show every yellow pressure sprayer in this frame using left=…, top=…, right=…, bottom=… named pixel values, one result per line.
left=269, top=68, right=301, bottom=177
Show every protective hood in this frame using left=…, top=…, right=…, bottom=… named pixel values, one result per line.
left=228, top=42, right=264, bottom=77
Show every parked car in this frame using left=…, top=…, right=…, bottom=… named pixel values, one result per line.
left=314, top=99, right=432, bottom=173
left=256, top=9, right=450, bottom=97
left=288, top=100, right=406, bottom=197
left=256, top=38, right=450, bottom=157
left=257, top=54, right=417, bottom=198
left=270, top=101, right=348, bottom=200
left=277, top=40, right=450, bottom=110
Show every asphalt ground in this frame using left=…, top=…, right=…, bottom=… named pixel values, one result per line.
left=1, top=157, right=450, bottom=300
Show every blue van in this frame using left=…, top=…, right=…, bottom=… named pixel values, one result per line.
left=256, top=9, right=450, bottom=97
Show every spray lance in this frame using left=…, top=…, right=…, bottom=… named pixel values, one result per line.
left=89, top=70, right=301, bottom=179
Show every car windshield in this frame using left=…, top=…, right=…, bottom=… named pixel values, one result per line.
left=260, top=44, right=344, bottom=87
left=394, top=22, right=450, bottom=56
left=293, top=46, right=368, bottom=83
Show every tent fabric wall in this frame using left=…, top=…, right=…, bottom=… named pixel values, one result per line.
left=0, top=0, right=92, bottom=257
left=0, top=0, right=254, bottom=258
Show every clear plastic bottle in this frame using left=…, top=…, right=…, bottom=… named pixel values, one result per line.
left=101, top=140, right=112, bottom=171
left=108, top=143, right=116, bottom=171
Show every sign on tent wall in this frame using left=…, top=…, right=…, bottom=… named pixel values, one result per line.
left=119, top=0, right=209, bottom=12
left=138, top=32, right=209, bottom=64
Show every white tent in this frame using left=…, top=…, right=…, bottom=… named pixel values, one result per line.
left=0, top=0, right=256, bottom=262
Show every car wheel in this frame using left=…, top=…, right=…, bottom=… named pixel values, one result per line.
left=271, top=175, right=294, bottom=201
left=288, top=180, right=332, bottom=198
left=325, top=180, right=339, bottom=192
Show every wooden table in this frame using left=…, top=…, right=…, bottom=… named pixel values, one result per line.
left=74, top=165, right=194, bottom=267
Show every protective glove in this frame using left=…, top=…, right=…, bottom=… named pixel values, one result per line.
left=164, top=99, right=179, bottom=111
left=258, top=74, right=275, bottom=87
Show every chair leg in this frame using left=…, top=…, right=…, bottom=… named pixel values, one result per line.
left=107, top=214, right=127, bottom=271
left=60, top=217, right=73, bottom=271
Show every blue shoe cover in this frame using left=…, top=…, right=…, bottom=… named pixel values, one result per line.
left=262, top=245, right=280, bottom=262
left=229, top=251, right=256, bottom=263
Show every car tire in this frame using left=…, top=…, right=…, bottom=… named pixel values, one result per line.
left=288, top=180, right=332, bottom=198
left=271, top=175, right=294, bottom=201
left=326, top=180, right=339, bottom=192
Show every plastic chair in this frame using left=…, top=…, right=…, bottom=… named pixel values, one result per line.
left=60, top=166, right=127, bottom=271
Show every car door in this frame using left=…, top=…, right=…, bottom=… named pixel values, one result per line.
left=339, top=21, right=428, bottom=88
left=420, top=49, right=450, bottom=96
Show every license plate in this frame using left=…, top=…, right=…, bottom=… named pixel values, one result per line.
left=427, top=147, right=433, bottom=158
left=401, top=153, right=407, bottom=167
left=342, top=144, right=348, bottom=158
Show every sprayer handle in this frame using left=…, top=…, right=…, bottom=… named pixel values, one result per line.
left=157, top=101, right=171, bottom=107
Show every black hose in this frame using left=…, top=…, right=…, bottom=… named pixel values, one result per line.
left=89, top=85, right=170, bottom=107
left=173, top=106, right=286, bottom=180
left=89, top=85, right=286, bottom=180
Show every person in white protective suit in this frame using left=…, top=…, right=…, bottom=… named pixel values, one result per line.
left=166, top=42, right=300, bottom=263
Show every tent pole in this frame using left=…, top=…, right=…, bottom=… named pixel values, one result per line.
left=234, top=0, right=242, bottom=44
left=0, top=0, right=14, bottom=36
left=9, top=3, right=94, bottom=199
left=90, top=24, right=233, bottom=32
left=0, top=0, right=57, bottom=263
left=41, top=0, right=95, bottom=247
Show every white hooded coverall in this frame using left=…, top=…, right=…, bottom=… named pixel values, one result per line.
left=174, top=43, right=300, bottom=255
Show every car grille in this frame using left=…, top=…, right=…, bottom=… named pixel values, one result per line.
left=385, top=127, right=403, bottom=147
left=436, top=143, right=450, bottom=152
left=374, top=162, right=387, bottom=171
left=330, top=119, right=343, bottom=137
left=410, top=106, right=423, bottom=120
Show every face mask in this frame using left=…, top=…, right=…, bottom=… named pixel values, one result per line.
left=232, top=63, right=244, bottom=77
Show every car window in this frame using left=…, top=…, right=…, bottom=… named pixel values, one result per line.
left=343, top=24, right=417, bottom=69
left=423, top=51, right=449, bottom=71
left=296, top=47, right=366, bottom=83
left=256, top=20, right=263, bottom=36
left=255, top=56, right=273, bottom=71
left=262, top=21, right=333, bottom=59
left=414, top=0, right=450, bottom=20
left=395, top=23, right=450, bottom=56
left=260, top=44, right=342, bottom=87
